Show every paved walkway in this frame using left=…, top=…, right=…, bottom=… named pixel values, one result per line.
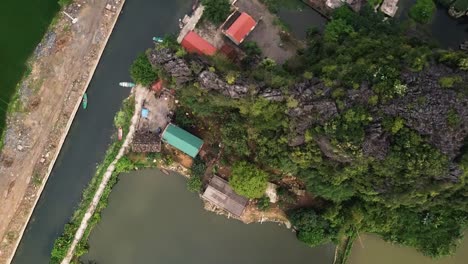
left=61, top=86, right=146, bottom=264
left=177, top=5, right=205, bottom=43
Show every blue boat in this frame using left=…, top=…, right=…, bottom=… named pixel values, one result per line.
left=153, top=37, right=163, bottom=43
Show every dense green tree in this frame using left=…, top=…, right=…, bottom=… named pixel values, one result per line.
left=229, top=161, right=268, bottom=198
left=289, top=209, right=336, bottom=246
left=409, top=0, right=436, bottom=24
left=202, top=0, right=231, bottom=25
left=130, top=53, right=157, bottom=86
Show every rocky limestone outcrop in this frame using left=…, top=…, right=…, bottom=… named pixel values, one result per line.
left=258, top=87, right=284, bottom=101
left=287, top=80, right=337, bottom=147
left=382, top=66, right=468, bottom=159
left=148, top=47, right=194, bottom=85
left=362, top=122, right=390, bottom=160
left=198, top=71, right=249, bottom=98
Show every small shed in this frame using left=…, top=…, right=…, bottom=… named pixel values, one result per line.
left=380, top=0, right=399, bottom=17
left=161, top=123, right=203, bottom=158
left=222, top=11, right=257, bottom=45
left=181, top=31, right=217, bottom=56
left=202, top=175, right=248, bottom=217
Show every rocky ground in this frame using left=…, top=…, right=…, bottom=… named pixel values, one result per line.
left=0, top=0, right=125, bottom=262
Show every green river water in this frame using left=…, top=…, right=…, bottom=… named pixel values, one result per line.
left=0, top=0, right=59, bottom=134
left=81, top=170, right=335, bottom=264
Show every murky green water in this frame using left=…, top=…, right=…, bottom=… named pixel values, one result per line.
left=0, top=0, right=59, bottom=133
left=349, top=233, right=468, bottom=264
left=81, top=169, right=335, bottom=264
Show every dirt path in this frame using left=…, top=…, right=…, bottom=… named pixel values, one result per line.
left=0, top=1, right=125, bottom=263
left=61, top=86, right=145, bottom=264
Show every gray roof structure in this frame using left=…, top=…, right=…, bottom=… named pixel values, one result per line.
left=202, top=175, right=248, bottom=217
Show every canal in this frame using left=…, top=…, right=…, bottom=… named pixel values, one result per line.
left=81, top=170, right=335, bottom=264
left=11, top=0, right=192, bottom=263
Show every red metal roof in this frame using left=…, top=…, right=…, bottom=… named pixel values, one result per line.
left=181, top=31, right=216, bottom=56
left=225, top=13, right=256, bottom=44
left=151, top=80, right=163, bottom=92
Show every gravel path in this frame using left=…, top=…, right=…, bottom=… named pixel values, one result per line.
left=61, top=86, right=145, bottom=264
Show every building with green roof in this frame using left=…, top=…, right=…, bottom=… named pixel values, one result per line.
left=161, top=124, right=204, bottom=158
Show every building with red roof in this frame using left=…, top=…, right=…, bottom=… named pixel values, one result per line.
left=222, top=11, right=257, bottom=45
left=181, top=31, right=217, bottom=56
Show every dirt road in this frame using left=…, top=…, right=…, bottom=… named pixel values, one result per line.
left=0, top=0, right=125, bottom=263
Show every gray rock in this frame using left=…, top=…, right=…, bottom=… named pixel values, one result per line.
left=198, top=71, right=248, bottom=98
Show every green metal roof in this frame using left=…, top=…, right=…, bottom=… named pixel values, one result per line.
left=162, top=124, right=203, bottom=158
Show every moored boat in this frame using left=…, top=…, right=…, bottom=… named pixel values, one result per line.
left=152, top=37, right=163, bottom=43
left=82, top=93, right=88, bottom=109
left=119, top=82, right=135, bottom=88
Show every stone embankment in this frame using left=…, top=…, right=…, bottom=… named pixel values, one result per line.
left=61, top=86, right=144, bottom=264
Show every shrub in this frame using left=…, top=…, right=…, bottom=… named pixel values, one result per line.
left=439, top=76, right=462, bottom=88
left=409, top=0, right=436, bottom=24
left=130, top=53, right=157, bottom=86
left=289, top=209, right=335, bottom=246
left=241, top=41, right=262, bottom=57
left=202, top=0, right=231, bottom=25
left=256, top=196, right=271, bottom=211
left=58, top=0, right=73, bottom=7
left=229, top=161, right=268, bottom=198
left=187, top=175, right=203, bottom=192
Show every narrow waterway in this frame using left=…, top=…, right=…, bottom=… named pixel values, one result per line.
left=81, top=169, right=335, bottom=264
left=11, top=0, right=192, bottom=263
left=349, top=233, right=468, bottom=264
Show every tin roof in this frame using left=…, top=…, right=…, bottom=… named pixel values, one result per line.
left=181, top=31, right=217, bottom=56
left=224, top=12, right=256, bottom=45
left=202, top=175, right=248, bottom=217
left=161, top=124, right=203, bottom=158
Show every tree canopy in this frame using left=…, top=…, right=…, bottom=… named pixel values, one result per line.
left=229, top=161, right=269, bottom=198
left=172, top=4, right=468, bottom=258
left=409, top=0, right=436, bottom=24
left=202, top=0, right=231, bottom=25
left=130, top=53, right=157, bottom=86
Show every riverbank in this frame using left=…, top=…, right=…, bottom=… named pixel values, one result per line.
left=0, top=0, right=126, bottom=263
left=0, top=0, right=59, bottom=138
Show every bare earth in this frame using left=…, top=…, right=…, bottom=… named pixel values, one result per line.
left=0, top=0, right=125, bottom=263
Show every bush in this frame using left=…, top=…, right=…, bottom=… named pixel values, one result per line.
left=58, top=0, right=73, bottom=7
left=187, top=175, right=203, bottom=192
left=439, top=76, right=462, bottom=88
left=409, top=0, right=436, bottom=24
left=241, top=41, right=262, bottom=57
left=289, top=209, right=335, bottom=246
left=256, top=196, right=271, bottom=211
left=130, top=53, right=157, bottom=86
left=229, top=161, right=269, bottom=198
left=202, top=0, right=231, bottom=25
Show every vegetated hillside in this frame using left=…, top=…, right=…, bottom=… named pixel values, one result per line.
left=150, top=6, right=468, bottom=258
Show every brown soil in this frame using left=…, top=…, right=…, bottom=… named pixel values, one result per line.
left=0, top=0, right=125, bottom=262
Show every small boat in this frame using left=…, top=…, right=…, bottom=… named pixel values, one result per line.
left=118, top=127, right=123, bottom=141
left=119, top=82, right=135, bottom=88
left=152, top=37, right=163, bottom=43
left=82, top=93, right=88, bottom=109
